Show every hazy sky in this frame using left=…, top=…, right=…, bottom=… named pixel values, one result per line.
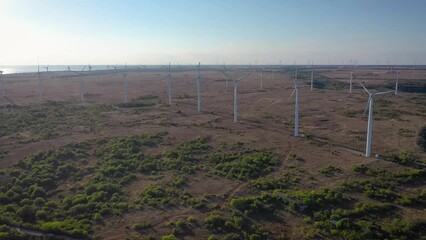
left=1, top=0, right=426, bottom=65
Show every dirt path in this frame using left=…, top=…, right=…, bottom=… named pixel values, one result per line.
left=7, top=225, right=83, bottom=240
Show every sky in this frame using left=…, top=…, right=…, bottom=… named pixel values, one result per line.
left=1, top=0, right=426, bottom=65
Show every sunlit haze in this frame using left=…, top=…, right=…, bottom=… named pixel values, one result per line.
left=1, top=0, right=426, bottom=65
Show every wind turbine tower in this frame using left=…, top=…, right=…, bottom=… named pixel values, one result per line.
left=310, top=63, right=314, bottom=91
left=38, top=64, right=43, bottom=99
left=222, top=70, right=250, bottom=124
left=196, top=62, right=202, bottom=112
left=395, top=71, right=400, bottom=95
left=358, top=82, right=394, bottom=157
left=80, top=66, right=86, bottom=102
left=138, top=65, right=143, bottom=86
left=123, top=65, right=128, bottom=103
left=166, top=63, right=172, bottom=105
left=288, top=68, right=300, bottom=137
left=349, top=65, right=358, bottom=93
left=222, top=64, right=229, bottom=92
left=0, top=69, right=4, bottom=97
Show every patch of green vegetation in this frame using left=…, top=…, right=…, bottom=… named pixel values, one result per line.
left=0, top=148, right=8, bottom=159
left=319, top=165, right=342, bottom=176
left=249, top=173, right=300, bottom=191
left=117, top=95, right=159, bottom=108
left=289, top=188, right=350, bottom=214
left=351, top=164, right=425, bottom=184
left=395, top=189, right=426, bottom=207
left=398, top=128, right=415, bottom=137
left=343, top=110, right=362, bottom=118
left=0, top=101, right=113, bottom=140
left=305, top=202, right=420, bottom=240
left=137, top=184, right=192, bottom=208
left=386, top=150, right=421, bottom=166
left=203, top=211, right=273, bottom=239
left=341, top=179, right=398, bottom=202
left=0, top=132, right=168, bottom=238
left=309, top=78, right=347, bottom=90
left=418, top=125, right=426, bottom=151
left=164, top=136, right=211, bottom=174
left=131, top=221, right=152, bottom=231
left=208, top=149, right=279, bottom=180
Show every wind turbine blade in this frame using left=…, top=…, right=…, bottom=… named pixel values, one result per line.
left=288, top=88, right=296, bottom=102
left=237, top=73, right=250, bottom=81
left=221, top=70, right=232, bottom=80
left=362, top=97, right=370, bottom=118
left=374, top=90, right=394, bottom=96
left=358, top=81, right=370, bottom=94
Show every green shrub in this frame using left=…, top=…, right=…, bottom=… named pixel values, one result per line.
left=209, top=150, right=279, bottom=180
left=161, top=234, right=177, bottom=240
left=417, top=125, right=426, bottom=151
left=319, top=165, right=342, bottom=175
left=204, top=213, right=226, bottom=232
left=132, top=221, right=151, bottom=231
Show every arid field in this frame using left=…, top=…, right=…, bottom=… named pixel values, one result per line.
left=0, top=66, right=425, bottom=239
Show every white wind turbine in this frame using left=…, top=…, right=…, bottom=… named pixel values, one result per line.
left=222, top=64, right=229, bottom=92
left=310, top=62, right=314, bottom=91
left=138, top=65, right=143, bottom=86
left=395, top=71, right=400, bottom=95
left=349, top=64, right=358, bottom=93
left=38, top=64, right=43, bottom=99
left=195, top=62, right=202, bottom=112
left=358, top=82, right=394, bottom=157
left=123, top=64, right=128, bottom=103
left=65, top=66, right=71, bottom=82
left=0, top=68, right=4, bottom=97
left=80, top=65, right=86, bottom=102
left=288, top=68, right=300, bottom=137
left=221, top=70, right=250, bottom=124
left=165, top=63, right=172, bottom=106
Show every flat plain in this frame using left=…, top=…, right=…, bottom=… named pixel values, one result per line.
left=0, top=66, right=425, bottom=240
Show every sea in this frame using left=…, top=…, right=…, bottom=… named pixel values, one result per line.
left=0, top=65, right=221, bottom=74
left=0, top=65, right=128, bottom=74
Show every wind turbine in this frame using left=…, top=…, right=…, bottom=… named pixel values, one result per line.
left=395, top=71, right=400, bottom=95
left=222, top=64, right=229, bottom=91
left=0, top=69, right=4, bottom=97
left=349, top=64, right=358, bottom=93
left=196, top=62, right=202, bottom=112
left=38, top=63, right=43, bottom=99
left=80, top=66, right=86, bottom=102
left=221, top=70, right=250, bottom=124
left=310, top=62, right=314, bottom=91
left=288, top=68, right=300, bottom=137
left=138, top=65, right=143, bottom=86
left=165, top=63, right=172, bottom=105
left=358, top=82, right=394, bottom=157
left=123, top=64, right=128, bottom=103
left=64, top=66, right=71, bottom=82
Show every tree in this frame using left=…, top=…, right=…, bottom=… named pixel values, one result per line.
left=17, top=205, right=36, bottom=221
